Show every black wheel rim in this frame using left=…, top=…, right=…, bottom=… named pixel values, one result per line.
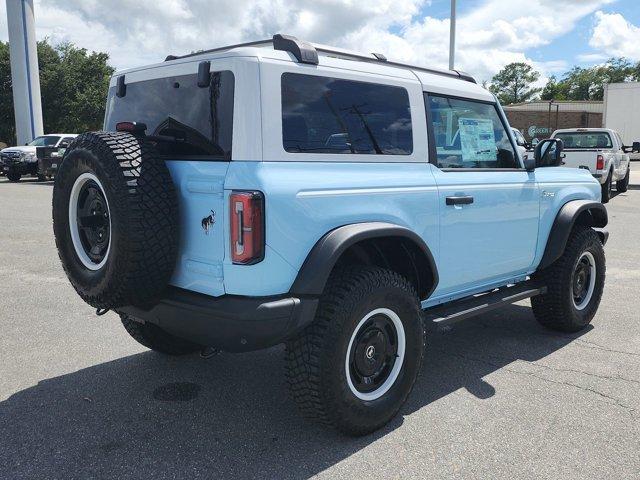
left=348, top=314, right=399, bottom=394
left=76, top=180, right=110, bottom=264
left=572, top=253, right=594, bottom=308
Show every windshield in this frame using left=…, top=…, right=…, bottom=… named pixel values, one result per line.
left=28, top=136, right=60, bottom=147
left=555, top=132, right=612, bottom=149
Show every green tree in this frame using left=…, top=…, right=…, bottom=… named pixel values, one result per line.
left=541, top=75, right=569, bottom=101
left=0, top=42, right=16, bottom=145
left=541, top=57, right=639, bottom=102
left=489, top=62, right=541, bottom=105
left=0, top=40, right=114, bottom=146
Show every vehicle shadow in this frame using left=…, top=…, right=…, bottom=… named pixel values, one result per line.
left=0, top=304, right=588, bottom=480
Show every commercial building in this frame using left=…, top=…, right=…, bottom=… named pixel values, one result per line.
left=504, top=101, right=603, bottom=143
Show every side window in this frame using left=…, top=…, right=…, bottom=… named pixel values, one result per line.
left=426, top=94, right=518, bottom=169
left=281, top=73, right=413, bottom=155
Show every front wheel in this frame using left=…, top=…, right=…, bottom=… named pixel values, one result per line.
left=616, top=167, right=630, bottom=193
left=6, top=171, right=20, bottom=182
left=532, top=226, right=605, bottom=332
left=285, top=266, right=425, bottom=436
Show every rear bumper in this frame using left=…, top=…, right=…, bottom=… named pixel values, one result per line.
left=118, top=287, right=319, bottom=352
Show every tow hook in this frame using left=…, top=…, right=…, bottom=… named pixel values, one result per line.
left=200, top=346, right=221, bottom=359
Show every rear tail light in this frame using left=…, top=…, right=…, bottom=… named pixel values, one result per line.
left=116, top=121, right=147, bottom=134
left=596, top=155, right=604, bottom=170
left=230, top=191, right=264, bottom=264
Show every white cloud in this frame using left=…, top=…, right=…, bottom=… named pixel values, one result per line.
left=576, top=52, right=609, bottom=63
left=0, top=0, right=613, bottom=81
left=589, top=11, right=640, bottom=60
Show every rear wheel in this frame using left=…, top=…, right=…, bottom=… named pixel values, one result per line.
left=285, top=266, right=425, bottom=436
left=616, top=167, right=630, bottom=193
left=120, top=314, right=202, bottom=355
left=601, top=172, right=612, bottom=203
left=532, top=226, right=605, bottom=332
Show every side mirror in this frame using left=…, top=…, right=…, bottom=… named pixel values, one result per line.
left=534, top=138, right=564, bottom=167
left=523, top=157, right=536, bottom=171
left=633, top=141, right=640, bottom=153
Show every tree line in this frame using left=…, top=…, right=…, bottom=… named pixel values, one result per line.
left=0, top=40, right=113, bottom=146
left=488, top=58, right=640, bottom=105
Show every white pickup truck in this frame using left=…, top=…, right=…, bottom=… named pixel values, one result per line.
left=551, top=128, right=633, bottom=203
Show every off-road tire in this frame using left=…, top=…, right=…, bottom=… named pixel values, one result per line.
left=285, top=266, right=425, bottom=436
left=601, top=172, right=612, bottom=203
left=52, top=131, right=178, bottom=309
left=6, top=171, right=20, bottom=182
left=616, top=167, right=630, bottom=193
left=532, top=226, right=605, bottom=332
left=120, top=314, right=201, bottom=355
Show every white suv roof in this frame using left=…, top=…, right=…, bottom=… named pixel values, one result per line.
left=112, top=34, right=489, bottom=100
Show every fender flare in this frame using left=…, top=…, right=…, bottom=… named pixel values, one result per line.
left=538, top=200, right=608, bottom=270
left=289, top=222, right=439, bottom=299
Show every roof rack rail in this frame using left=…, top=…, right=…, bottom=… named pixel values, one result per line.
left=163, top=33, right=476, bottom=84
left=164, top=38, right=273, bottom=62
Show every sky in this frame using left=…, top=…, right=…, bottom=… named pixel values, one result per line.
left=0, top=0, right=639, bottom=86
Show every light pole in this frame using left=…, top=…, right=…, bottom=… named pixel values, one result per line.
left=449, top=0, right=456, bottom=70
left=5, top=0, right=43, bottom=145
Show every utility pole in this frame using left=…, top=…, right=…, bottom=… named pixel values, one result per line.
left=449, top=0, right=456, bottom=71
left=6, top=0, right=43, bottom=145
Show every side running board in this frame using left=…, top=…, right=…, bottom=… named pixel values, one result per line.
left=424, top=281, right=547, bottom=328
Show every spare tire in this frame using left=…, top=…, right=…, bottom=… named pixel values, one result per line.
left=52, top=131, right=178, bottom=309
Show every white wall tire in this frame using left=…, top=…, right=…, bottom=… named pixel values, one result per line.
left=52, top=131, right=179, bottom=309
left=285, top=266, right=425, bottom=436
left=572, top=252, right=596, bottom=311
left=532, top=226, right=605, bottom=333
left=68, top=172, right=111, bottom=271
left=345, top=308, right=406, bottom=401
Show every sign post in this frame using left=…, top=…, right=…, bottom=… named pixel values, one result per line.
left=6, top=0, right=43, bottom=145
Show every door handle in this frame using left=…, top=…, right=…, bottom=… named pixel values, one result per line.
left=446, top=195, right=474, bottom=206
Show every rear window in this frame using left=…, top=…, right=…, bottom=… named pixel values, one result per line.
left=555, top=132, right=612, bottom=149
left=105, top=71, right=234, bottom=158
left=281, top=73, right=413, bottom=155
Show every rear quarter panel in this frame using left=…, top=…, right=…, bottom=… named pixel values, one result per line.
left=223, top=161, right=439, bottom=296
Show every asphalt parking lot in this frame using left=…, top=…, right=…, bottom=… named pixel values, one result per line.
left=1, top=166, right=639, bottom=480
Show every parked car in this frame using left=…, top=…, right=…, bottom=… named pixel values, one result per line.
left=52, top=34, right=608, bottom=436
left=551, top=128, right=634, bottom=202
left=1, top=134, right=77, bottom=182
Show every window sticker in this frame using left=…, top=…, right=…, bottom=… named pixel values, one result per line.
left=458, top=118, right=497, bottom=162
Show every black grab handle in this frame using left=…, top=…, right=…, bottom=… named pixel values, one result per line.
left=445, top=195, right=474, bottom=206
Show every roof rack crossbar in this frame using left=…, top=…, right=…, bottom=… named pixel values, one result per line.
left=163, top=33, right=476, bottom=84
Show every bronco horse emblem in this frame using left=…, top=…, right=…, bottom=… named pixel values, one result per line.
left=201, top=210, right=216, bottom=235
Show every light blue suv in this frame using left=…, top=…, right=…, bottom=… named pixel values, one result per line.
left=52, top=35, right=608, bottom=435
